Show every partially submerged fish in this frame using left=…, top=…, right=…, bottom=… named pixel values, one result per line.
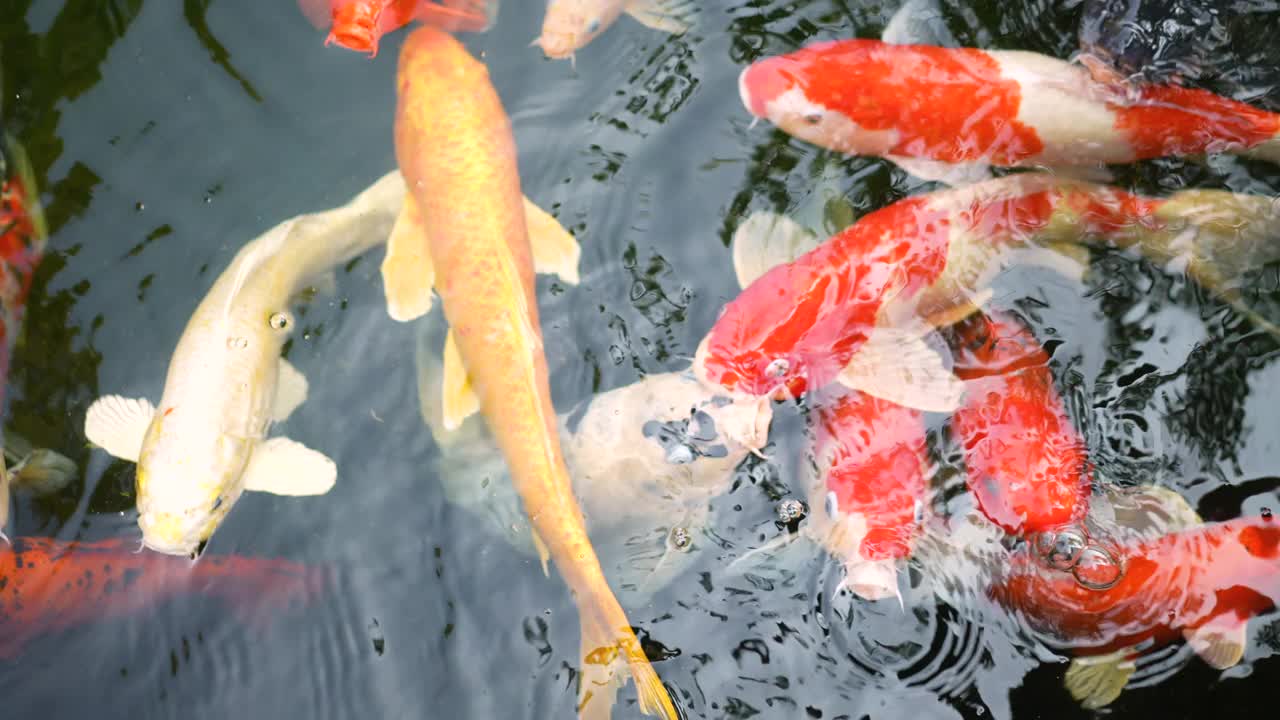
left=387, top=26, right=677, bottom=718
left=83, top=170, right=406, bottom=556
left=0, top=134, right=76, bottom=535
left=417, top=305, right=768, bottom=602
left=299, top=0, right=497, bottom=56
left=536, top=0, right=697, bottom=61
left=737, top=36, right=1280, bottom=185
left=0, top=536, right=325, bottom=659
left=947, top=310, right=1092, bottom=536
left=695, top=174, right=1280, bottom=415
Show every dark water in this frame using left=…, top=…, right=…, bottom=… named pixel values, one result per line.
left=3, top=0, right=1280, bottom=718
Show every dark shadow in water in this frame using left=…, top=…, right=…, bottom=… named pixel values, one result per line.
left=182, top=0, right=263, bottom=103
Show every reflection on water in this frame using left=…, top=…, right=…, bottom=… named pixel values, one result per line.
left=3, top=1, right=1280, bottom=719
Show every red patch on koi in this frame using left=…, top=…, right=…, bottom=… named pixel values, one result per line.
left=1114, top=84, right=1280, bottom=158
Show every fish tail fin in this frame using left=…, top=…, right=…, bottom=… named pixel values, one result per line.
left=415, top=0, right=500, bottom=34
left=577, top=603, right=679, bottom=720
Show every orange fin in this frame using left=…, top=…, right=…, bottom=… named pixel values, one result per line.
left=415, top=0, right=499, bottom=33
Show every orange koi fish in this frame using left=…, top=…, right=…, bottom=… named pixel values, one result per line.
left=0, top=135, right=76, bottom=534
left=385, top=26, right=677, bottom=719
left=0, top=537, right=325, bottom=659
left=738, top=37, right=1280, bottom=184
left=947, top=310, right=1092, bottom=536
left=299, top=0, right=495, bottom=56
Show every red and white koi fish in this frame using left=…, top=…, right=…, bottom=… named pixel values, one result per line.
left=0, top=536, right=326, bottom=659
left=808, top=389, right=927, bottom=602
left=737, top=37, right=1280, bottom=184
left=992, top=512, right=1280, bottom=706
left=947, top=310, right=1092, bottom=536
left=0, top=135, right=76, bottom=535
left=298, top=0, right=496, bottom=56
left=694, top=173, right=1280, bottom=414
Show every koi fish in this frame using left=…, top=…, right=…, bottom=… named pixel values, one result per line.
left=535, top=0, right=697, bottom=61
left=0, top=536, right=325, bottom=659
left=416, top=301, right=769, bottom=601
left=737, top=35, right=1280, bottom=185
left=0, top=134, right=76, bottom=535
left=992, top=510, right=1280, bottom=708
left=298, top=0, right=497, bottom=56
left=82, top=171, right=407, bottom=556
left=694, top=173, right=1280, bottom=414
left=946, top=310, right=1092, bottom=536
left=386, top=26, right=677, bottom=719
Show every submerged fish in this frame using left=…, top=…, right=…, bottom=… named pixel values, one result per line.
left=947, top=310, right=1092, bottom=536
left=535, top=0, right=697, bottom=61
left=387, top=26, right=677, bottom=719
left=0, top=134, right=77, bottom=534
left=417, top=304, right=768, bottom=602
left=0, top=536, right=325, bottom=659
left=83, top=171, right=406, bottom=556
left=299, top=0, right=497, bottom=56
left=737, top=36, right=1280, bottom=185
left=994, top=510, right=1280, bottom=707
left=694, top=174, right=1280, bottom=415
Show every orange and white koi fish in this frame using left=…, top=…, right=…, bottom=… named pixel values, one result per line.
left=738, top=37, right=1280, bottom=184
left=386, top=26, right=677, bottom=719
left=947, top=310, right=1092, bottom=536
left=535, top=0, right=696, bottom=61
left=0, top=536, right=326, bottom=659
left=299, top=0, right=496, bottom=56
left=694, top=174, right=1280, bottom=415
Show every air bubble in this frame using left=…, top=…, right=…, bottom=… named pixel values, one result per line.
left=1072, top=546, right=1122, bottom=590
left=1038, top=528, right=1087, bottom=571
left=669, top=526, right=692, bottom=550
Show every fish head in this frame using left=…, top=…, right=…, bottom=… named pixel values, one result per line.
left=136, top=422, right=252, bottom=557
left=738, top=42, right=899, bottom=156
left=535, top=0, right=626, bottom=59
left=694, top=256, right=867, bottom=401
left=325, top=1, right=381, bottom=55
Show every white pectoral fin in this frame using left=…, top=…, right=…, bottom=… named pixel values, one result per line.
left=522, top=195, right=581, bottom=285
left=885, top=154, right=993, bottom=186
left=1185, top=615, right=1249, bottom=670
left=626, top=0, right=697, bottom=34
left=837, top=322, right=965, bottom=413
left=242, top=437, right=337, bottom=496
left=442, top=329, right=481, bottom=431
left=84, top=395, right=156, bottom=463
left=732, top=210, right=821, bottom=289
left=381, top=194, right=436, bottom=323
left=272, top=358, right=309, bottom=422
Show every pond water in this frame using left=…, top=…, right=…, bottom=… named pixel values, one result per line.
left=3, top=1, right=1280, bottom=718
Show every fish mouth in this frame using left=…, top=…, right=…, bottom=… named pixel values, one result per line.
left=138, top=512, right=204, bottom=557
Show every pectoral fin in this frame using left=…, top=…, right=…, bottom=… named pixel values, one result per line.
left=381, top=194, right=436, bottom=322
left=837, top=324, right=965, bottom=413
left=530, top=527, right=552, bottom=577
left=272, top=358, right=309, bottom=422
left=1063, top=651, right=1136, bottom=710
left=625, top=0, right=697, bottom=34
left=885, top=154, right=993, bottom=186
left=84, top=395, right=156, bottom=463
left=1185, top=615, right=1248, bottom=670
left=442, top=329, right=481, bottom=431
left=10, top=448, right=78, bottom=495
left=922, top=287, right=995, bottom=329
left=242, top=437, right=337, bottom=496
left=523, top=196, right=581, bottom=285
left=732, top=210, right=821, bottom=289
left=881, top=0, right=959, bottom=47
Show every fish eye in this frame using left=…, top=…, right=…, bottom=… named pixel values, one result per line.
left=268, top=311, right=292, bottom=331
left=585, top=18, right=601, bottom=34
left=765, top=357, right=790, bottom=378
left=803, top=113, right=823, bottom=125
left=825, top=490, right=839, bottom=517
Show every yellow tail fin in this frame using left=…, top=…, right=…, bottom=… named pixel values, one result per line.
left=577, top=615, right=679, bottom=720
